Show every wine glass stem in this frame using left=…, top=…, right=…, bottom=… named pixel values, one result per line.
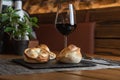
left=64, top=36, right=67, bottom=47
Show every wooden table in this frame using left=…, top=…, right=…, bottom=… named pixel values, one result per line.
left=0, top=54, right=120, bottom=80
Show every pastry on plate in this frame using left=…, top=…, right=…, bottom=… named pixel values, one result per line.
left=57, top=44, right=82, bottom=63
left=37, top=44, right=56, bottom=60
left=24, top=44, right=56, bottom=63
left=24, top=47, right=49, bottom=63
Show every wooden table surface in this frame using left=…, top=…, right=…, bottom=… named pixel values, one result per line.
left=0, top=54, right=120, bottom=80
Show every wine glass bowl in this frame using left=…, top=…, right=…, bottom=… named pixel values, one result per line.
left=55, top=3, right=77, bottom=47
left=56, top=23, right=77, bottom=36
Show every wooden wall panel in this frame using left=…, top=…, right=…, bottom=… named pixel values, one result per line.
left=89, top=7, right=120, bottom=22
left=95, top=39, right=120, bottom=49
left=95, top=47, right=120, bottom=56
left=95, top=24, right=120, bottom=38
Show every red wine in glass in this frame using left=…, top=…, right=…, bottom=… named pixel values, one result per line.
left=55, top=3, right=76, bottom=48
left=56, top=23, right=77, bottom=36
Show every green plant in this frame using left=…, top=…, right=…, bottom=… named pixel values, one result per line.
left=0, top=7, right=38, bottom=40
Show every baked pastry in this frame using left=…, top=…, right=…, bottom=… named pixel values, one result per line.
left=37, top=44, right=56, bottom=60
left=37, top=44, right=50, bottom=52
left=24, top=47, right=49, bottom=63
left=57, top=44, right=82, bottom=63
left=24, top=44, right=56, bottom=63
left=24, top=48, right=40, bottom=59
left=49, top=51, right=56, bottom=60
left=36, top=49, right=50, bottom=63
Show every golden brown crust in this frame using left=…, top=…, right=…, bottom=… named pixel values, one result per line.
left=36, top=49, right=50, bottom=63
left=24, top=44, right=56, bottom=63
left=24, top=48, right=40, bottom=59
left=37, top=44, right=56, bottom=60
left=36, top=44, right=50, bottom=52
left=57, top=44, right=82, bottom=63
left=24, top=48, right=50, bottom=63
left=49, top=52, right=56, bottom=60
left=23, top=54, right=40, bottom=63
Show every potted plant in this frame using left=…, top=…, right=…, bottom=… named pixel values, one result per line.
left=0, top=7, right=38, bottom=55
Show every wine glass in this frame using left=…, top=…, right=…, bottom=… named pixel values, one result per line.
left=55, top=3, right=77, bottom=48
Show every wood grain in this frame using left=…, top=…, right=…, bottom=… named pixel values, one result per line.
left=95, top=39, right=120, bottom=48
left=96, top=24, right=120, bottom=38
left=0, top=72, right=99, bottom=80
left=89, top=7, right=120, bottom=22
left=64, top=69, right=120, bottom=80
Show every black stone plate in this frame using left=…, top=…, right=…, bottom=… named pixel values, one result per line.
left=12, top=59, right=96, bottom=69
